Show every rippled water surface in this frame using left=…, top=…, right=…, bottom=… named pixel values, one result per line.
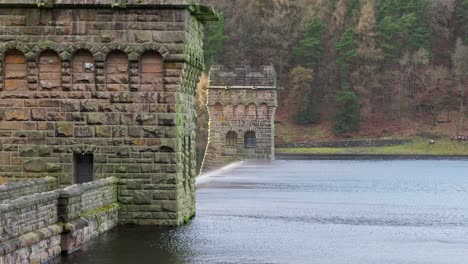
left=61, top=160, right=468, bottom=264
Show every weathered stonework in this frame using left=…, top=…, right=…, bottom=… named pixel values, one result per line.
left=0, top=0, right=216, bottom=226
left=202, top=66, right=278, bottom=172
left=0, top=177, right=118, bottom=262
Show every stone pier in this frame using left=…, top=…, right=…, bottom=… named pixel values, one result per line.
left=0, top=0, right=216, bottom=226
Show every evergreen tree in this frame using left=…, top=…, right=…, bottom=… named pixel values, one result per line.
left=375, top=0, right=433, bottom=64
left=289, top=66, right=320, bottom=124
left=293, top=17, right=326, bottom=67
left=335, top=28, right=359, bottom=80
left=203, top=13, right=229, bottom=71
left=455, top=0, right=468, bottom=43
left=333, top=91, right=361, bottom=135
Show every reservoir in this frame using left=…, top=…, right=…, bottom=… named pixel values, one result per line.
left=61, top=159, right=468, bottom=264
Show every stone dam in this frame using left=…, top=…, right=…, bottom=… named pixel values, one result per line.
left=0, top=0, right=216, bottom=262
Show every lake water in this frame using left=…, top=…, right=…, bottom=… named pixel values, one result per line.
left=61, top=159, right=468, bottom=264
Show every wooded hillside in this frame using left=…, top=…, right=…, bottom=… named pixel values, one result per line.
left=200, top=0, right=468, bottom=141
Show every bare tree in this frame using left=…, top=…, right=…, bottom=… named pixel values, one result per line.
left=453, top=39, right=468, bottom=135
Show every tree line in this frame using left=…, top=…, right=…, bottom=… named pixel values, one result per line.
left=201, top=0, right=468, bottom=136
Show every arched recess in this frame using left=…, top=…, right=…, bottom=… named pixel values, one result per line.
left=224, top=103, right=234, bottom=117
left=244, top=131, right=256, bottom=148
left=259, top=103, right=268, bottom=118
left=226, top=131, right=237, bottom=146
left=235, top=104, right=245, bottom=117
left=213, top=103, right=223, bottom=115
left=247, top=103, right=257, bottom=118
left=140, top=50, right=163, bottom=92
left=72, top=49, right=95, bottom=92
left=38, top=50, right=61, bottom=91
left=4, top=49, right=27, bottom=91
left=105, top=50, right=129, bottom=91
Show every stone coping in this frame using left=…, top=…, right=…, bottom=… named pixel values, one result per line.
left=0, top=224, right=62, bottom=256
left=0, top=191, right=59, bottom=212
left=58, top=177, right=118, bottom=198
left=0, top=0, right=218, bottom=22
left=0, top=177, right=56, bottom=194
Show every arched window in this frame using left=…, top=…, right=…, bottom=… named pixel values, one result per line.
left=247, top=103, right=257, bottom=118
left=244, top=131, right=256, bottom=148
left=38, top=50, right=61, bottom=91
left=226, top=131, right=237, bottom=146
left=72, top=50, right=95, bottom=92
left=140, top=50, right=163, bottom=92
left=4, top=49, right=27, bottom=91
left=259, top=103, right=268, bottom=118
left=106, top=50, right=128, bottom=91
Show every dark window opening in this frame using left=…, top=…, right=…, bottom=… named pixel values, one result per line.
left=244, top=131, right=256, bottom=148
left=226, top=131, right=238, bottom=146
left=74, top=153, right=94, bottom=184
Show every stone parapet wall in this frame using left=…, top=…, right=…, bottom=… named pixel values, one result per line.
left=0, top=177, right=119, bottom=262
left=0, top=176, right=57, bottom=202
left=0, top=191, right=59, bottom=242
left=276, top=139, right=412, bottom=148
left=58, top=177, right=118, bottom=222
left=58, top=177, right=119, bottom=254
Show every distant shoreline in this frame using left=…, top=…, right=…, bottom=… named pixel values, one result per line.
left=276, top=153, right=468, bottom=160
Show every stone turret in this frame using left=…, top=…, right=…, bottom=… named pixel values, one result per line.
left=0, top=0, right=216, bottom=226
left=201, top=65, right=278, bottom=173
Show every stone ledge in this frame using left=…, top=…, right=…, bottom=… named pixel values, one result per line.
left=58, top=177, right=118, bottom=198
left=0, top=191, right=59, bottom=212
left=0, top=224, right=62, bottom=256
left=0, top=177, right=56, bottom=194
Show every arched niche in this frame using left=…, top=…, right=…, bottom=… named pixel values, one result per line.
left=259, top=103, right=268, bottom=118
left=235, top=104, right=245, bottom=117
left=106, top=50, right=129, bottom=91
left=247, top=103, right=257, bottom=118
left=38, top=50, right=61, bottom=91
left=140, top=50, right=163, bottom=92
left=72, top=49, right=95, bottom=92
left=224, top=103, right=234, bottom=117
left=4, top=49, right=27, bottom=91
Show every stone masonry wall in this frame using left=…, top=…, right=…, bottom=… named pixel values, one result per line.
left=0, top=191, right=63, bottom=264
left=202, top=66, right=278, bottom=172
left=0, top=176, right=57, bottom=202
left=0, top=177, right=119, bottom=263
left=0, top=0, right=214, bottom=226
left=58, top=177, right=119, bottom=254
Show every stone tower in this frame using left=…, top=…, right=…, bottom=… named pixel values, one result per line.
left=0, top=0, right=216, bottom=226
left=202, top=65, right=278, bottom=172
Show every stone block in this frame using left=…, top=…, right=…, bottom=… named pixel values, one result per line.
left=56, top=123, right=74, bottom=137
left=75, top=127, right=93, bottom=138
left=23, top=159, right=47, bottom=172
left=4, top=109, right=29, bottom=121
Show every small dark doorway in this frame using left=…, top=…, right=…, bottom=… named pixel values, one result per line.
left=74, top=153, right=94, bottom=184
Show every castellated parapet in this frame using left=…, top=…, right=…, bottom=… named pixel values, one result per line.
left=0, top=0, right=216, bottom=226
left=201, top=65, right=278, bottom=172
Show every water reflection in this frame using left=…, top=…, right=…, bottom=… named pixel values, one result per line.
left=61, top=160, right=468, bottom=264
